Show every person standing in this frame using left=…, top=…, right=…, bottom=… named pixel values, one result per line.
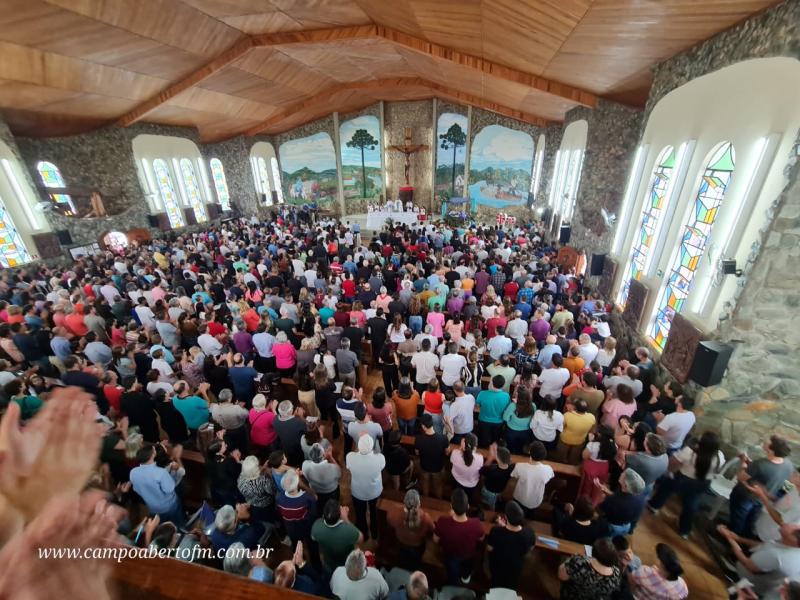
left=415, top=414, right=449, bottom=499
left=346, top=434, right=386, bottom=541
left=311, top=500, right=362, bottom=576
left=475, top=375, right=510, bottom=448
left=511, top=441, right=555, bottom=518
left=433, top=489, right=485, bottom=585
left=487, top=501, right=536, bottom=590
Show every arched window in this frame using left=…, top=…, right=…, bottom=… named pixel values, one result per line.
left=256, top=157, right=271, bottom=203
left=36, top=161, right=76, bottom=216
left=152, top=159, right=185, bottom=229
left=617, top=146, right=675, bottom=306
left=270, top=157, right=284, bottom=203
left=530, top=134, right=545, bottom=202
left=650, top=142, right=735, bottom=349
left=0, top=193, right=32, bottom=267
left=209, top=158, right=230, bottom=211
left=561, top=149, right=584, bottom=221
left=179, top=158, right=208, bottom=223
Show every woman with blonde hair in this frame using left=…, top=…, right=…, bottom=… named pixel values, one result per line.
left=386, top=489, right=434, bottom=570
left=237, top=454, right=277, bottom=523
left=596, top=336, right=616, bottom=375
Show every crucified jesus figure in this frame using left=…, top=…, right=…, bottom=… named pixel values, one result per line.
left=388, top=127, right=429, bottom=185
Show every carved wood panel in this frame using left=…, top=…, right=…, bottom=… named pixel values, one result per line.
left=556, top=246, right=579, bottom=272
left=661, top=312, right=704, bottom=384
left=622, top=278, right=649, bottom=330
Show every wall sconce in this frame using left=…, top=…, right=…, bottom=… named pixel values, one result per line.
left=722, top=259, right=743, bottom=277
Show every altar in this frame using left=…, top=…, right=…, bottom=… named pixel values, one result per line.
left=366, top=209, right=421, bottom=229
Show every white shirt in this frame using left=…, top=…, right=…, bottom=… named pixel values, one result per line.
left=658, top=411, right=696, bottom=449
left=449, top=394, right=475, bottom=434
left=151, top=358, right=174, bottom=381
left=505, top=318, right=528, bottom=346
left=134, top=305, right=156, bottom=330
left=389, top=324, right=407, bottom=344
left=304, top=269, right=317, bottom=288
left=538, top=367, right=570, bottom=399
left=198, top=333, right=223, bottom=356
left=756, top=487, right=800, bottom=542
left=100, top=284, right=119, bottom=305
left=530, top=410, right=564, bottom=442
left=511, top=462, right=554, bottom=509
left=440, top=353, right=467, bottom=386
left=578, top=342, right=599, bottom=364
left=487, top=335, right=512, bottom=360
left=411, top=351, right=439, bottom=385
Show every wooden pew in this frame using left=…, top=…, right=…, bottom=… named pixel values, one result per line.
left=376, top=497, right=585, bottom=557
left=112, top=556, right=317, bottom=600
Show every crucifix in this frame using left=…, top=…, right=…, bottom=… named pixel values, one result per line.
left=388, top=127, right=429, bottom=185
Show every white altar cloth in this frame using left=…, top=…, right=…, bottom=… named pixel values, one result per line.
left=366, top=210, right=420, bottom=229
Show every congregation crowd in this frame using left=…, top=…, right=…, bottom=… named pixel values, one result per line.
left=0, top=210, right=799, bottom=600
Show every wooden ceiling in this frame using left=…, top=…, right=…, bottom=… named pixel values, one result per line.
left=0, top=0, right=782, bottom=141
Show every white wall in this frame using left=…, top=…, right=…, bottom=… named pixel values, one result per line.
left=0, top=141, right=51, bottom=257
left=612, top=57, right=800, bottom=343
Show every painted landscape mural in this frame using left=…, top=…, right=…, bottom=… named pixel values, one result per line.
left=340, top=115, right=382, bottom=201
left=279, top=132, right=338, bottom=206
left=436, top=113, right=468, bottom=197
left=468, top=124, right=534, bottom=210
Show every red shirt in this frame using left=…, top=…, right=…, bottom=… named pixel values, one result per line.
left=103, top=384, right=124, bottom=414
left=342, top=279, right=356, bottom=298
left=422, top=391, right=443, bottom=415
left=434, top=516, right=485, bottom=559
left=486, top=317, right=507, bottom=339
left=207, top=321, right=226, bottom=337
left=503, top=281, right=519, bottom=302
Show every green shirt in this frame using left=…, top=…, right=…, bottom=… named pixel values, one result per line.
left=503, top=402, right=534, bottom=431
left=476, top=389, right=510, bottom=424
left=13, top=394, right=43, bottom=420
left=311, top=518, right=361, bottom=570
left=172, top=395, right=209, bottom=430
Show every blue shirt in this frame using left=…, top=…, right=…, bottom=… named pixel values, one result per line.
left=253, top=332, right=276, bottom=357
left=515, top=301, right=532, bottom=320
left=50, top=336, right=72, bottom=360
left=172, top=394, right=209, bottom=430
left=129, top=463, right=179, bottom=514
left=229, top=366, right=257, bottom=400
left=517, top=288, right=534, bottom=304
left=536, top=344, right=563, bottom=368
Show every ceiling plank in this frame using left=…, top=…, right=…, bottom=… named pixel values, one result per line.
left=115, top=36, right=254, bottom=127
left=238, top=76, right=549, bottom=139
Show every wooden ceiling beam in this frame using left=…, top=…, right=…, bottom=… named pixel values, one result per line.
left=115, top=36, right=254, bottom=127
left=235, top=77, right=550, bottom=140
left=250, top=24, right=378, bottom=47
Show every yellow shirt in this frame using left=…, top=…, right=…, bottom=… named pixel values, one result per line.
left=560, top=411, right=596, bottom=445
left=153, top=252, right=169, bottom=270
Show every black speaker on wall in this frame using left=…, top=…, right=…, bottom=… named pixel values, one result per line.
left=147, top=215, right=159, bottom=227
left=590, top=253, right=606, bottom=276
left=690, top=341, right=734, bottom=387
left=55, top=229, right=72, bottom=245
left=559, top=225, right=572, bottom=245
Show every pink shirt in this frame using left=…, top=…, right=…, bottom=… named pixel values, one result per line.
left=450, top=449, right=484, bottom=488
left=601, top=398, right=637, bottom=429
left=249, top=408, right=277, bottom=446
left=427, top=312, right=445, bottom=338
left=273, top=342, right=297, bottom=370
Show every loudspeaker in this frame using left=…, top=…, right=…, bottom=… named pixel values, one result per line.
left=260, top=193, right=268, bottom=204
left=271, top=190, right=279, bottom=204
left=690, top=341, right=734, bottom=387
left=55, top=229, right=72, bottom=245
left=559, top=225, right=571, bottom=245
left=147, top=215, right=159, bottom=227
left=590, top=253, right=606, bottom=276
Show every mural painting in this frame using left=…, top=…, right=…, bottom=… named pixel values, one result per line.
left=340, top=116, right=382, bottom=201
left=435, top=113, right=468, bottom=197
left=279, top=132, right=338, bottom=206
left=468, top=124, right=534, bottom=211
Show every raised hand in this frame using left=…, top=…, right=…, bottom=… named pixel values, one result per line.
left=0, top=387, right=104, bottom=524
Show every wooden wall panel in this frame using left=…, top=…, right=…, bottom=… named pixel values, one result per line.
left=661, top=312, right=704, bottom=384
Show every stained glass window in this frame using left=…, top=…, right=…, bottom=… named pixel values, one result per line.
left=650, top=142, right=735, bottom=349
left=530, top=136, right=545, bottom=202
left=152, top=159, right=185, bottom=229
left=0, top=193, right=32, bottom=268
left=618, top=146, right=675, bottom=306
left=36, top=161, right=76, bottom=216
left=257, top=157, right=272, bottom=204
left=209, top=159, right=230, bottom=211
left=270, top=157, right=284, bottom=203
left=179, top=159, right=208, bottom=223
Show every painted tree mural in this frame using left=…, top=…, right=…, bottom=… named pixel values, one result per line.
left=439, top=122, right=467, bottom=195
left=346, top=128, right=379, bottom=198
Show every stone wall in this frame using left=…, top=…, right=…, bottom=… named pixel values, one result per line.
left=384, top=100, right=434, bottom=212
left=566, top=100, right=643, bottom=260
left=691, top=132, right=800, bottom=452
left=15, top=124, right=152, bottom=246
